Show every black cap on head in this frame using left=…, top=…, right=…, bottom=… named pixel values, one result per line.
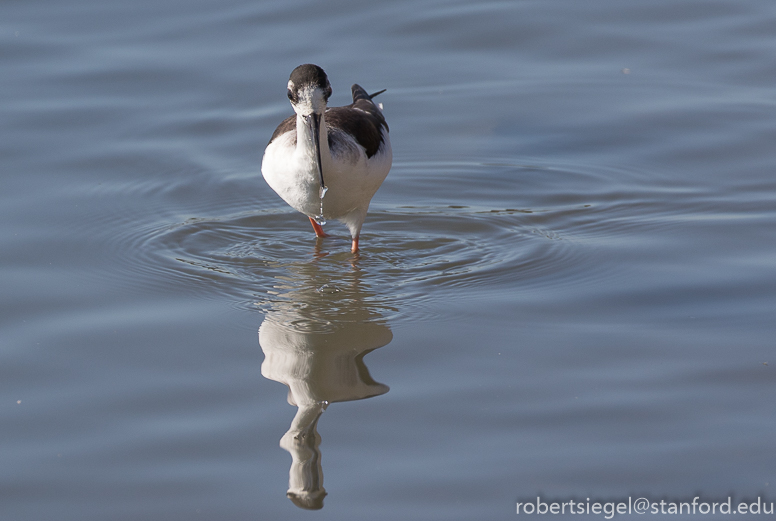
left=289, top=64, right=329, bottom=90
left=287, top=64, right=331, bottom=104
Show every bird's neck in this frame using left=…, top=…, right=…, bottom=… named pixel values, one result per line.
left=295, top=113, right=330, bottom=162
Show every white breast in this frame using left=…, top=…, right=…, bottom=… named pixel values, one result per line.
left=262, top=125, right=392, bottom=237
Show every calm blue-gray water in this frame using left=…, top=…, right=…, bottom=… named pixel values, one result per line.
left=2, top=0, right=775, bottom=519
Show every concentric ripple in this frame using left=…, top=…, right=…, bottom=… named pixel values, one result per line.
left=97, top=159, right=693, bottom=322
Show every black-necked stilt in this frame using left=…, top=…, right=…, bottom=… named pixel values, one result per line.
left=262, top=64, right=392, bottom=253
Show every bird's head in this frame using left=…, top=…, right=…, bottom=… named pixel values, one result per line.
left=287, top=64, right=331, bottom=117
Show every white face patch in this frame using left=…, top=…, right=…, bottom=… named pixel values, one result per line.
left=291, top=85, right=328, bottom=116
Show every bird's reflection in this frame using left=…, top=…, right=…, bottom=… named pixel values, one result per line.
left=259, top=254, right=392, bottom=510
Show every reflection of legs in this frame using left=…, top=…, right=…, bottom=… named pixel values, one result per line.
left=312, top=240, right=329, bottom=260
left=308, top=217, right=328, bottom=238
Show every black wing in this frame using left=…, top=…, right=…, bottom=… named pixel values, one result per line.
left=325, top=84, right=389, bottom=158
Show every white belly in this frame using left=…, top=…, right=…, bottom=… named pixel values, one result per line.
left=261, top=130, right=392, bottom=235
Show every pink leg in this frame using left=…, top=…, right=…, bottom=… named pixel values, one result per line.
left=351, top=236, right=359, bottom=253
left=309, top=217, right=329, bottom=238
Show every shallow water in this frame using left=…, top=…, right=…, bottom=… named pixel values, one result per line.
left=2, top=0, right=775, bottom=519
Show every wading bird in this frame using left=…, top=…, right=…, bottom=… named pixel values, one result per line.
left=262, top=64, right=392, bottom=253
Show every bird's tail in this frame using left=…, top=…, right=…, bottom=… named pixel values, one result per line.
left=351, top=84, right=386, bottom=103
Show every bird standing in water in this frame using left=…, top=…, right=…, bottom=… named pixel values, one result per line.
left=261, top=64, right=392, bottom=253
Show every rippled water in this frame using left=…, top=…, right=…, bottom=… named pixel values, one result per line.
left=2, top=0, right=775, bottom=519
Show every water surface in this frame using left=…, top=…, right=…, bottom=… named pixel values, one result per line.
left=2, top=0, right=775, bottom=519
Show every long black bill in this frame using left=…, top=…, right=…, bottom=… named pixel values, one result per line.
left=306, top=113, right=326, bottom=197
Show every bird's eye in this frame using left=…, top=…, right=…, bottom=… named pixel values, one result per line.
left=287, top=90, right=294, bottom=101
